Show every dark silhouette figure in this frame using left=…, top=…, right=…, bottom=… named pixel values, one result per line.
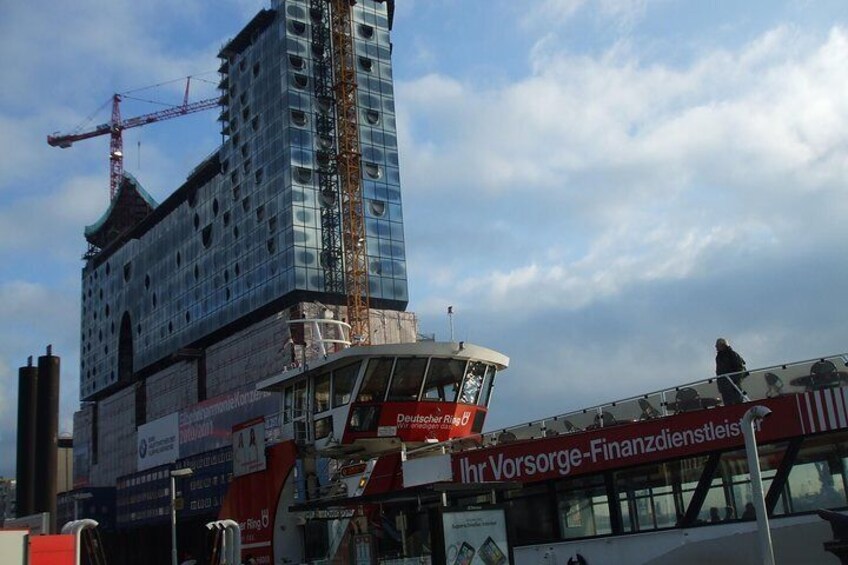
left=716, top=338, right=746, bottom=405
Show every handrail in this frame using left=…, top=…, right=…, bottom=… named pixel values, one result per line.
left=408, top=352, right=848, bottom=457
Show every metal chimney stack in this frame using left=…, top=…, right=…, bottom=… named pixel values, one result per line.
left=34, top=345, right=60, bottom=533
left=15, top=356, right=38, bottom=517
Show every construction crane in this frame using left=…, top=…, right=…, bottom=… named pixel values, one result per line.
left=47, top=77, right=221, bottom=201
left=330, top=0, right=371, bottom=345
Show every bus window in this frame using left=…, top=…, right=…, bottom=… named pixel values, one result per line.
left=556, top=475, right=612, bottom=539
left=333, top=362, right=361, bottom=407
left=459, top=361, right=486, bottom=405
left=387, top=358, right=428, bottom=401
left=422, top=358, right=465, bottom=401
left=356, top=357, right=394, bottom=402
left=313, top=372, right=330, bottom=413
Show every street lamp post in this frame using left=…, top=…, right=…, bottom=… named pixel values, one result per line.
left=170, top=468, right=193, bottom=565
left=742, top=406, right=774, bottom=565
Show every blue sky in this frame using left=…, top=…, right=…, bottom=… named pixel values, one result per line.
left=1, top=0, right=847, bottom=478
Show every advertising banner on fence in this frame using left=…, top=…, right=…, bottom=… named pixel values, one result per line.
left=137, top=413, right=179, bottom=471
left=179, top=387, right=279, bottom=458
left=443, top=508, right=510, bottom=565
left=233, top=417, right=267, bottom=477
left=453, top=396, right=806, bottom=485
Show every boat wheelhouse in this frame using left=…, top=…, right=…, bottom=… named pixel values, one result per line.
left=256, top=318, right=510, bottom=456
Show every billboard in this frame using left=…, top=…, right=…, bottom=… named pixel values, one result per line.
left=233, top=418, right=267, bottom=477
left=137, top=413, right=179, bottom=471
left=443, top=508, right=511, bottom=565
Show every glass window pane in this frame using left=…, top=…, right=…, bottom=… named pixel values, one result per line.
left=783, top=434, right=848, bottom=514
left=283, top=386, right=293, bottom=424
left=356, top=357, right=394, bottom=402
left=333, top=362, right=360, bottom=407
left=421, top=358, right=464, bottom=401
left=616, top=456, right=709, bottom=532
left=557, top=475, right=612, bottom=540
left=696, top=443, right=785, bottom=523
left=459, top=361, right=486, bottom=404
left=387, top=358, right=428, bottom=401
left=504, top=485, right=557, bottom=545
left=477, top=365, right=496, bottom=407
left=313, top=372, right=330, bottom=413
left=314, top=416, right=333, bottom=440
left=293, top=380, right=307, bottom=416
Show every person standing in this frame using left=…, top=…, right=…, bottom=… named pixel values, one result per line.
left=716, top=338, right=746, bottom=405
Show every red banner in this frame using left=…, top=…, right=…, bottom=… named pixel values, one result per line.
left=343, top=402, right=486, bottom=444
left=453, top=396, right=805, bottom=484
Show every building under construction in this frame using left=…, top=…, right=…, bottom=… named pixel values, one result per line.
left=66, top=0, right=415, bottom=559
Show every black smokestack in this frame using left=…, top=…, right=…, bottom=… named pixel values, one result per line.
left=34, top=345, right=60, bottom=533
left=15, top=356, right=38, bottom=517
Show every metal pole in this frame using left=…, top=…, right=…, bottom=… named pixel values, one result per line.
left=170, top=468, right=193, bottom=565
left=171, top=474, right=178, bottom=565
left=742, top=405, right=775, bottom=565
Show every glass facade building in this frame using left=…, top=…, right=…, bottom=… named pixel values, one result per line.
left=79, top=0, right=407, bottom=400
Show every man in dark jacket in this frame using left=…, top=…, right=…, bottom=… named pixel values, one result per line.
left=716, top=338, right=746, bottom=405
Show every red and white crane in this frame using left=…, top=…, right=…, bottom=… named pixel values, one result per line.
left=47, top=77, right=220, bottom=201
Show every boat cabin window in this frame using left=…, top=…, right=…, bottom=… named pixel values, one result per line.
left=283, top=387, right=293, bottom=423
left=459, top=361, right=487, bottom=404
left=284, top=379, right=308, bottom=422
left=695, top=442, right=786, bottom=524
left=356, top=357, right=395, bottom=402
left=387, top=358, right=429, bottom=401
left=313, top=372, right=330, bottom=413
left=314, top=416, right=333, bottom=440
left=333, top=362, right=360, bottom=407
left=477, top=364, right=496, bottom=407
left=776, top=434, right=847, bottom=514
left=556, top=474, right=612, bottom=539
left=616, top=456, right=707, bottom=532
left=504, top=484, right=558, bottom=545
left=422, top=358, right=465, bottom=401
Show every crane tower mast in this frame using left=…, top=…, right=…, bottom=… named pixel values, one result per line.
left=331, top=0, right=371, bottom=345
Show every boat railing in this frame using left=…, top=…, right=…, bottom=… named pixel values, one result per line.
left=411, top=353, right=848, bottom=456
left=288, top=317, right=352, bottom=359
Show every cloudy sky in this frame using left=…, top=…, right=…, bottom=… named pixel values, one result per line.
left=1, top=0, right=847, bottom=477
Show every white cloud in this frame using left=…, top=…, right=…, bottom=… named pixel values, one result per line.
left=401, top=25, right=848, bottom=324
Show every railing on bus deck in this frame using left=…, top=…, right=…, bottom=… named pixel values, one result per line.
left=411, top=353, right=848, bottom=455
